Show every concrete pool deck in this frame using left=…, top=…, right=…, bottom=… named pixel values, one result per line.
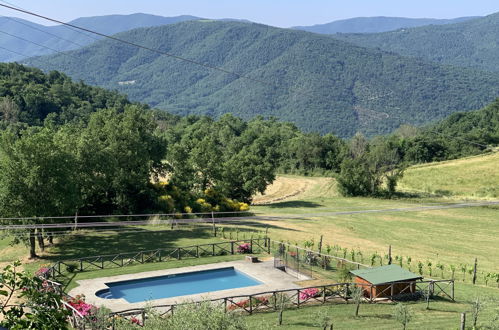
left=69, top=258, right=309, bottom=311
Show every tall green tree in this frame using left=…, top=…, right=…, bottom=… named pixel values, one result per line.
left=0, top=126, right=79, bottom=258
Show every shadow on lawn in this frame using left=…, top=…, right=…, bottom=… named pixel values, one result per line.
left=265, top=200, right=323, bottom=209
left=39, top=220, right=297, bottom=263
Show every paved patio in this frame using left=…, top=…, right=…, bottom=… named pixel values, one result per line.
left=69, top=258, right=308, bottom=311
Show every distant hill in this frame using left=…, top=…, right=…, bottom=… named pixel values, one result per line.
left=293, top=16, right=479, bottom=34
left=25, top=20, right=499, bottom=137
left=0, top=13, right=200, bottom=62
left=333, top=12, right=499, bottom=72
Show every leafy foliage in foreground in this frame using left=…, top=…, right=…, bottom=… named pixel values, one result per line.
left=26, top=20, right=499, bottom=137
left=114, top=302, right=247, bottom=330
left=0, top=261, right=69, bottom=330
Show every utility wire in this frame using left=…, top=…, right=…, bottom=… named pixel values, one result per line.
left=0, top=0, right=99, bottom=42
left=0, top=3, right=287, bottom=93
left=0, top=14, right=85, bottom=49
left=0, top=3, right=492, bottom=150
left=0, top=29, right=79, bottom=59
left=0, top=43, right=29, bottom=57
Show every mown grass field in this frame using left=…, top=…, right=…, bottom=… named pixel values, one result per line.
left=399, top=151, right=499, bottom=199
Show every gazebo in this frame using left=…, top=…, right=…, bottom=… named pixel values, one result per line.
left=350, top=264, right=423, bottom=299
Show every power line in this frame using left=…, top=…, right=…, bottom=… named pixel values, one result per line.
left=0, top=210, right=249, bottom=221
left=0, top=0, right=99, bottom=42
left=0, top=14, right=85, bottom=49
left=0, top=44, right=29, bottom=57
left=0, top=3, right=286, bottom=93
left=0, top=29, right=79, bottom=59
left=1, top=200, right=498, bottom=230
left=0, top=3, right=493, bottom=150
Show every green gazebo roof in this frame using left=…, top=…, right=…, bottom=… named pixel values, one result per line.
left=350, top=264, right=422, bottom=285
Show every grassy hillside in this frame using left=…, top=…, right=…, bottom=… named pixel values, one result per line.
left=25, top=20, right=499, bottom=137
left=250, top=150, right=499, bottom=273
left=0, top=14, right=200, bottom=62
left=399, top=151, right=499, bottom=198
left=293, top=16, right=478, bottom=34
left=333, top=12, right=499, bottom=72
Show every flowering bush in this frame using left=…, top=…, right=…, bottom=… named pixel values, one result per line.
left=237, top=243, right=251, bottom=254
left=228, top=296, right=269, bottom=310
left=35, top=267, right=50, bottom=277
left=130, top=316, right=141, bottom=325
left=299, top=288, right=320, bottom=301
left=66, top=294, right=95, bottom=316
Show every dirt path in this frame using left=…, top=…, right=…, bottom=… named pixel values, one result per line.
left=252, top=176, right=336, bottom=205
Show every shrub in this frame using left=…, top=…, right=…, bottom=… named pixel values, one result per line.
left=299, top=288, right=320, bottom=301
left=237, top=243, right=251, bottom=254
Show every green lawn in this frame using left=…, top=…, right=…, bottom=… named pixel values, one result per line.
left=245, top=282, right=499, bottom=329
left=399, top=152, right=499, bottom=199
left=1, top=225, right=228, bottom=275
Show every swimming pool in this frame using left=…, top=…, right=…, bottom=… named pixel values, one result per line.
left=95, top=267, right=262, bottom=303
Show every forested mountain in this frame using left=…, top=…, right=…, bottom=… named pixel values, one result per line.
left=25, top=20, right=499, bottom=137
left=293, top=16, right=478, bottom=34
left=333, top=12, right=499, bottom=72
left=0, top=13, right=200, bottom=62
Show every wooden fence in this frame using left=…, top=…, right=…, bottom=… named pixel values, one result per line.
left=44, top=238, right=270, bottom=280
left=108, top=279, right=454, bottom=327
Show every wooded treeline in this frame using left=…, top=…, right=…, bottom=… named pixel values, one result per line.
left=0, top=64, right=497, bottom=256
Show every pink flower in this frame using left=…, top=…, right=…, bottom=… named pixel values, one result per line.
left=36, top=267, right=50, bottom=277
left=299, top=288, right=319, bottom=300
left=237, top=243, right=251, bottom=253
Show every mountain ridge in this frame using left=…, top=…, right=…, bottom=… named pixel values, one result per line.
left=24, top=20, right=499, bottom=137
left=293, top=16, right=480, bottom=34
left=332, top=12, right=499, bottom=72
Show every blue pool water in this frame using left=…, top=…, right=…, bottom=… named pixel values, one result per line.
left=95, top=267, right=262, bottom=303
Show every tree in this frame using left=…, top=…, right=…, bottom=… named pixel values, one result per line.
left=393, top=303, right=412, bottom=330
left=75, top=105, right=166, bottom=214
left=351, top=286, right=364, bottom=317
left=0, top=127, right=79, bottom=258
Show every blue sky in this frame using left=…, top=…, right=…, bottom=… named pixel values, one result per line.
left=1, top=0, right=499, bottom=27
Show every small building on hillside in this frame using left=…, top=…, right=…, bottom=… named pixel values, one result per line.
left=350, top=264, right=423, bottom=299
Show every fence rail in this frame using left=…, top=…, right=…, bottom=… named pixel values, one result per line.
left=108, top=279, right=454, bottom=327
left=45, top=238, right=270, bottom=280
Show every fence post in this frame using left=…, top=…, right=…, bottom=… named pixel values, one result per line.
left=177, top=248, right=181, bottom=260
left=460, top=312, right=466, bottom=330
left=267, top=238, right=271, bottom=254
left=345, top=283, right=350, bottom=302
left=197, top=246, right=200, bottom=258
left=79, top=259, right=83, bottom=272
left=250, top=239, right=253, bottom=254
left=297, top=289, right=300, bottom=308
left=249, top=295, right=253, bottom=314
left=318, top=235, right=323, bottom=254
left=273, top=292, right=277, bottom=310
left=212, top=211, right=216, bottom=237
left=158, top=250, right=162, bottom=262
left=231, top=241, right=234, bottom=255
left=212, top=243, right=215, bottom=256
left=451, top=280, right=455, bottom=301
left=141, top=310, right=146, bottom=326
left=388, top=245, right=392, bottom=265
left=224, top=298, right=227, bottom=313
left=472, top=258, right=478, bottom=285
